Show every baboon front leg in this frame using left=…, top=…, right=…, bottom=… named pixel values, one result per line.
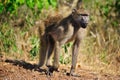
left=70, top=39, right=80, bottom=76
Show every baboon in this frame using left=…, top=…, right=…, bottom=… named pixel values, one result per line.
left=38, top=0, right=89, bottom=76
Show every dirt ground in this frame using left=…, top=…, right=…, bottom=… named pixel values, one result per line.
left=0, top=58, right=120, bottom=80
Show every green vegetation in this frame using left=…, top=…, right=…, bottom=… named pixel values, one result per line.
left=60, top=43, right=73, bottom=64
left=0, top=23, right=16, bottom=53
left=0, top=0, right=57, bottom=14
left=83, top=0, right=120, bottom=61
left=0, top=0, right=57, bottom=53
left=29, top=35, right=39, bottom=59
left=80, top=0, right=120, bottom=74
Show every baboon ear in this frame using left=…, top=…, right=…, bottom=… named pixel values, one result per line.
left=72, top=9, right=77, bottom=15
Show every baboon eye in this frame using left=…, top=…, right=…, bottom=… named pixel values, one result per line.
left=80, top=14, right=88, bottom=16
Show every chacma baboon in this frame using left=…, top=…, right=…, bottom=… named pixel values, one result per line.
left=38, top=0, right=89, bottom=76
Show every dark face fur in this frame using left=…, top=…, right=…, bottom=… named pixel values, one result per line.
left=72, top=9, right=89, bottom=28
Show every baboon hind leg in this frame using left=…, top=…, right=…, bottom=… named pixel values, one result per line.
left=46, top=37, right=55, bottom=67
left=38, top=36, right=48, bottom=67
left=48, top=41, right=61, bottom=75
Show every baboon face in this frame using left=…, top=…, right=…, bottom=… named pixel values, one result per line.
left=72, top=9, right=89, bottom=28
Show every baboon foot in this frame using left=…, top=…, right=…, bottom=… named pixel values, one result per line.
left=34, top=65, right=48, bottom=74
left=66, top=69, right=80, bottom=77
left=46, top=66, right=59, bottom=76
left=66, top=72, right=80, bottom=77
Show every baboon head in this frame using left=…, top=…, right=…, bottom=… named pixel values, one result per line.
left=72, top=9, right=89, bottom=28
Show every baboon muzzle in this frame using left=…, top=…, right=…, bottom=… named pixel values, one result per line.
left=73, top=13, right=89, bottom=28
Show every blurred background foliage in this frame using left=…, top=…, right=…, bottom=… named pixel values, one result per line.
left=0, top=0, right=120, bottom=74
left=0, top=0, right=57, bottom=60
left=81, top=0, right=120, bottom=74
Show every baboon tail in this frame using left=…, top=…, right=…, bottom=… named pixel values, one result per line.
left=35, top=20, right=45, bottom=36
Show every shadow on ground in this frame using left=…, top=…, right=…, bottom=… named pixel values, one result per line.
left=5, top=59, right=46, bottom=73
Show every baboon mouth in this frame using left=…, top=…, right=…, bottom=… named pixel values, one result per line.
left=81, top=23, right=88, bottom=28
